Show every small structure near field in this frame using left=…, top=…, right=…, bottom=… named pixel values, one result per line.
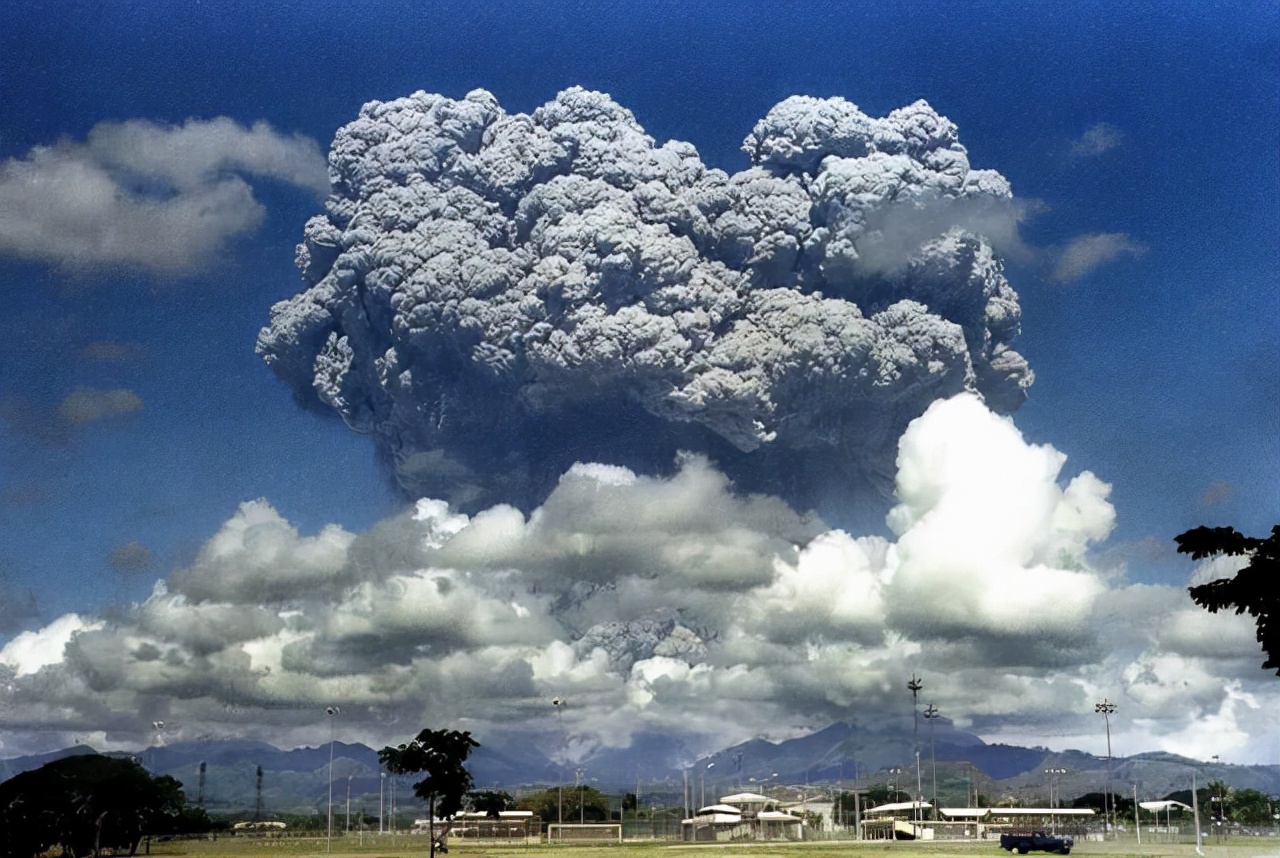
left=414, top=811, right=537, bottom=845
left=682, top=792, right=804, bottom=841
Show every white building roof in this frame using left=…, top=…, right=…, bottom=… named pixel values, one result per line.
left=940, top=807, right=1097, bottom=819
left=757, top=810, right=802, bottom=821
left=988, top=807, right=1096, bottom=816
left=940, top=807, right=989, bottom=818
left=718, top=792, right=770, bottom=804
left=696, top=804, right=743, bottom=816
left=1140, top=800, right=1192, bottom=812
left=864, top=800, right=932, bottom=815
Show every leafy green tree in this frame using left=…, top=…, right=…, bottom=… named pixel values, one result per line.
left=379, top=728, right=479, bottom=858
left=1179, top=524, right=1280, bottom=674
left=862, top=783, right=910, bottom=807
left=1229, top=788, right=1273, bottom=825
left=515, top=785, right=611, bottom=824
left=467, top=789, right=514, bottom=818
left=1204, top=779, right=1231, bottom=822
left=0, top=754, right=203, bottom=858
left=832, top=791, right=857, bottom=827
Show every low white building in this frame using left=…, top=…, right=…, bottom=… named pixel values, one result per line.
left=682, top=792, right=804, bottom=841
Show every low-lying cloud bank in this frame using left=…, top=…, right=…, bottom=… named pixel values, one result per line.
left=1, top=394, right=1271, bottom=763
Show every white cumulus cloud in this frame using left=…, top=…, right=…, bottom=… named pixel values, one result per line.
left=2, top=393, right=1271, bottom=762
left=1053, top=232, right=1147, bottom=282
left=0, top=117, right=328, bottom=275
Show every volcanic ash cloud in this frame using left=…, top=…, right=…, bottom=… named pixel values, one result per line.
left=258, top=87, right=1033, bottom=515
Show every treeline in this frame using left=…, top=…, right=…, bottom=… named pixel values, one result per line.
left=0, top=755, right=212, bottom=858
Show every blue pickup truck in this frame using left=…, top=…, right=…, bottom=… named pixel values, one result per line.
left=999, top=831, right=1073, bottom=854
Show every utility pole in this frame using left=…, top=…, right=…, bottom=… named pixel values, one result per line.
left=553, top=697, right=566, bottom=826
left=1095, top=699, right=1116, bottom=839
left=924, top=704, right=939, bottom=820
left=908, top=674, right=923, bottom=825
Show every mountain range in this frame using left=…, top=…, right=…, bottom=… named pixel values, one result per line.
left=3, top=721, right=1275, bottom=818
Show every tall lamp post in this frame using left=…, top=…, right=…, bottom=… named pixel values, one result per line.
left=885, top=767, right=904, bottom=802
left=701, top=762, right=715, bottom=809
left=1044, top=768, right=1067, bottom=834
left=326, top=705, right=340, bottom=852
left=907, top=675, right=923, bottom=825
left=552, top=697, right=567, bottom=826
left=1095, top=699, right=1116, bottom=839
left=149, top=720, right=165, bottom=773
left=923, top=704, right=940, bottom=820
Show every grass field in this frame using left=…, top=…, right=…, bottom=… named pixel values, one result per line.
left=148, top=836, right=1280, bottom=858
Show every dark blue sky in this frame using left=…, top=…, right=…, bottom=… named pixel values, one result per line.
left=0, top=0, right=1276, bottom=761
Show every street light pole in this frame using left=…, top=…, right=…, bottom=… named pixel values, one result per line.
left=379, top=771, right=385, bottom=833
left=924, top=704, right=939, bottom=820
left=1044, top=768, right=1066, bottom=834
left=552, top=697, right=566, bottom=827
left=1095, top=699, right=1116, bottom=839
left=326, top=706, right=339, bottom=852
left=907, top=675, right=923, bottom=825
left=149, top=721, right=165, bottom=774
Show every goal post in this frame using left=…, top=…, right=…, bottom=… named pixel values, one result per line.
left=546, top=823, right=623, bottom=844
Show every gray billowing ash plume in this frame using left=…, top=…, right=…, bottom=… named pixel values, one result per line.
left=258, top=88, right=1032, bottom=516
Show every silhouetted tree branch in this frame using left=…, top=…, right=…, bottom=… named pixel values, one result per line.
left=379, top=728, right=479, bottom=858
left=1179, top=524, right=1280, bottom=675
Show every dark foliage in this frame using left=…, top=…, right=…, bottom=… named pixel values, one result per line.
left=0, top=754, right=205, bottom=858
left=379, top=728, right=479, bottom=858
left=514, top=785, right=612, bottom=824
left=1179, top=524, right=1280, bottom=674
left=467, top=789, right=514, bottom=818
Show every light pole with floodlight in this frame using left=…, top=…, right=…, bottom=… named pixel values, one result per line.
left=149, top=720, right=165, bottom=774
left=552, top=697, right=566, bottom=826
left=923, top=704, right=939, bottom=819
left=1044, top=768, right=1067, bottom=833
left=326, top=706, right=340, bottom=852
left=907, top=675, right=923, bottom=824
left=1095, top=699, right=1116, bottom=838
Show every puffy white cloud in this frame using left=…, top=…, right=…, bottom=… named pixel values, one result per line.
left=4, top=393, right=1270, bottom=762
left=1068, top=122, right=1124, bottom=160
left=258, top=87, right=1034, bottom=516
left=0, top=117, right=328, bottom=274
left=167, top=499, right=356, bottom=604
left=1053, top=232, right=1147, bottom=281
left=885, top=394, right=1112, bottom=642
left=0, top=613, right=103, bottom=677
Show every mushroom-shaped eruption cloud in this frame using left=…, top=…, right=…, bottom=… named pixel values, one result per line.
left=258, top=88, right=1032, bottom=515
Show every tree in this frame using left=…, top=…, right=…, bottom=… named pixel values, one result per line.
left=379, top=728, right=479, bottom=858
left=0, top=754, right=202, bottom=858
left=1228, top=788, right=1272, bottom=826
left=1178, top=524, right=1280, bottom=674
left=862, top=783, right=909, bottom=807
left=515, top=786, right=611, bottom=824
left=467, top=789, right=514, bottom=818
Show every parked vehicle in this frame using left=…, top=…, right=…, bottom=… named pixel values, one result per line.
left=999, top=831, right=1073, bottom=854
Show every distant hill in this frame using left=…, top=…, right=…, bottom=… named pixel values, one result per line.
left=3, top=721, right=1275, bottom=818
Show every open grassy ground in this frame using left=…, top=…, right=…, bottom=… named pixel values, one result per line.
left=149, top=837, right=1280, bottom=858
